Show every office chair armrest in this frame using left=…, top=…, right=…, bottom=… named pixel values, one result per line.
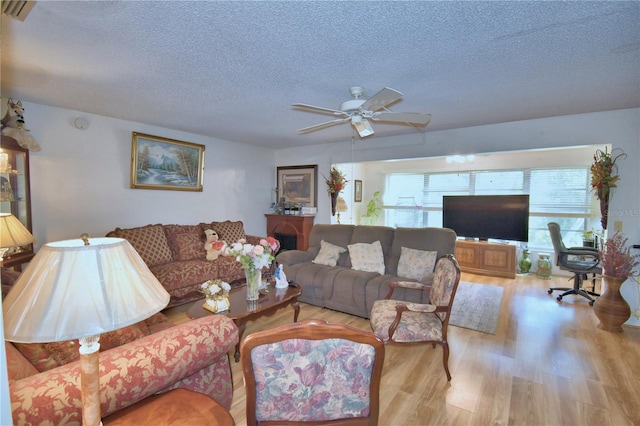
left=564, top=248, right=599, bottom=257
left=567, top=246, right=598, bottom=252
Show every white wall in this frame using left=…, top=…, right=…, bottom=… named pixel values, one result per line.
left=277, top=108, right=640, bottom=325
left=278, top=108, right=638, bottom=232
left=16, top=101, right=276, bottom=247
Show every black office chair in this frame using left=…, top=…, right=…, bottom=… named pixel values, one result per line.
left=547, top=222, right=601, bottom=306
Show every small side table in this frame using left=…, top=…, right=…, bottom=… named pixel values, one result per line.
left=102, top=388, right=235, bottom=426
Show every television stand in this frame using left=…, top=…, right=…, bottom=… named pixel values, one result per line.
left=454, top=240, right=516, bottom=279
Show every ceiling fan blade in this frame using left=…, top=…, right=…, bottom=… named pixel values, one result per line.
left=292, top=103, right=348, bottom=117
left=297, top=117, right=350, bottom=134
left=372, top=112, right=431, bottom=125
left=360, top=87, right=403, bottom=112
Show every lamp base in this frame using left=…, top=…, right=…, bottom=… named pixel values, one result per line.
left=79, top=335, right=102, bottom=426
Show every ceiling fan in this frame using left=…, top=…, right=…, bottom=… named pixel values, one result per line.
left=292, top=86, right=431, bottom=138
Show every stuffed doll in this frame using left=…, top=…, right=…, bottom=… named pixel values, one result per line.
left=204, top=229, right=227, bottom=261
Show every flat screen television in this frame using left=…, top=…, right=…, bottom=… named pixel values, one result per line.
left=442, top=195, right=530, bottom=242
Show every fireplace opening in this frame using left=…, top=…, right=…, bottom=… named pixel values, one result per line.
left=274, top=233, right=297, bottom=254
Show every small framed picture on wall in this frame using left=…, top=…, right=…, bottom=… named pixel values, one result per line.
left=354, top=179, right=363, bottom=202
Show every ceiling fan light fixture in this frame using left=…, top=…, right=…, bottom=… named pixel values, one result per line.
left=293, top=86, right=430, bottom=138
left=353, top=118, right=374, bottom=138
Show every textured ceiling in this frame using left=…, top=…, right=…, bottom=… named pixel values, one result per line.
left=1, top=1, right=639, bottom=149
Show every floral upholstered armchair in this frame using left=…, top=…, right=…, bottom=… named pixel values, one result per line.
left=6, top=315, right=239, bottom=424
left=369, top=254, right=461, bottom=381
left=240, top=319, right=385, bottom=425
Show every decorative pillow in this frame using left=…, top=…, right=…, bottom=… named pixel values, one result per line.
left=171, top=232, right=206, bottom=261
left=211, top=220, right=246, bottom=243
left=116, top=224, right=173, bottom=267
left=397, top=247, right=438, bottom=281
left=312, top=240, right=346, bottom=267
left=163, top=224, right=203, bottom=259
left=14, top=341, right=78, bottom=373
left=99, top=323, right=148, bottom=351
left=347, top=240, right=385, bottom=275
left=5, top=341, right=40, bottom=381
left=14, top=323, right=148, bottom=373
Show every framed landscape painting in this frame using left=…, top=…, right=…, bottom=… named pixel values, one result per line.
left=277, top=165, right=318, bottom=208
left=131, top=132, right=205, bottom=191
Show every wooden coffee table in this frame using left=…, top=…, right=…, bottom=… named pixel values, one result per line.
left=187, top=281, right=302, bottom=362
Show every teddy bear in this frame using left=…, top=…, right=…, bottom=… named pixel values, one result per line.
left=204, top=229, right=227, bottom=261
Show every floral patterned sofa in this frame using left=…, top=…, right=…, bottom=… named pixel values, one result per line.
left=6, top=312, right=239, bottom=425
left=106, top=220, right=277, bottom=308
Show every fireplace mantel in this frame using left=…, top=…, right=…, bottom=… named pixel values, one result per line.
left=265, top=214, right=315, bottom=251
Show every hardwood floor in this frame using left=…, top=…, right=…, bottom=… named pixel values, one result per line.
left=164, top=273, right=640, bottom=425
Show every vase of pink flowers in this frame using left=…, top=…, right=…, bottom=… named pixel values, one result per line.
left=226, top=237, right=278, bottom=301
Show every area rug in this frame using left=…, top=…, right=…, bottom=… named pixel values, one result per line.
left=449, top=281, right=504, bottom=334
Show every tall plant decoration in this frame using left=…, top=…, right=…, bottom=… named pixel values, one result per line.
left=590, top=147, right=626, bottom=230
left=323, top=166, right=348, bottom=216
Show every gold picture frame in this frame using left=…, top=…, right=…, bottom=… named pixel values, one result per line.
left=277, top=165, right=318, bottom=208
left=131, top=132, right=205, bottom=191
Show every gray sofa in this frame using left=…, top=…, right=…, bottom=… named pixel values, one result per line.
left=275, top=224, right=457, bottom=318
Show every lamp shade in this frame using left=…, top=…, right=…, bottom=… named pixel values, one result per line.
left=3, top=237, right=170, bottom=343
left=0, top=213, right=34, bottom=248
left=336, top=196, right=348, bottom=213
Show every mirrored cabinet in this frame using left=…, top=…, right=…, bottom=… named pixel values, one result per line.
left=1, top=135, right=34, bottom=269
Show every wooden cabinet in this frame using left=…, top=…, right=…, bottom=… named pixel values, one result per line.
left=265, top=214, right=314, bottom=251
left=454, top=240, right=516, bottom=279
left=1, top=135, right=34, bottom=269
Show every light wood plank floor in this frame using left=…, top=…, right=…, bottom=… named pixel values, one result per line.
left=164, top=273, right=640, bottom=426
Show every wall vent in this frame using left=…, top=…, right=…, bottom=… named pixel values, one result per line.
left=2, top=1, right=36, bottom=21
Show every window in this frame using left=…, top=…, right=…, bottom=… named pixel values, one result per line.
left=384, top=167, right=596, bottom=249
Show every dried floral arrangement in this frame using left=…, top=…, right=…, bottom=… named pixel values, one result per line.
left=599, top=232, right=640, bottom=279
left=323, top=166, right=348, bottom=194
left=590, top=147, right=626, bottom=201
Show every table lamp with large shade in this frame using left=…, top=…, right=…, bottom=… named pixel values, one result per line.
left=335, top=196, right=348, bottom=224
left=0, top=212, right=35, bottom=260
left=3, top=234, right=170, bottom=425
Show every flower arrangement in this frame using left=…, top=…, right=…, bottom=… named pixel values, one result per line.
left=201, top=279, right=232, bottom=313
left=226, top=237, right=278, bottom=272
left=323, top=166, right=348, bottom=194
left=599, top=232, right=640, bottom=279
left=200, top=279, right=231, bottom=298
left=590, top=148, right=626, bottom=201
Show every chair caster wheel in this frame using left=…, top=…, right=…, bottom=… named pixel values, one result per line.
left=548, top=289, right=553, bottom=294
left=589, top=300, right=595, bottom=306
left=557, top=295, right=562, bottom=301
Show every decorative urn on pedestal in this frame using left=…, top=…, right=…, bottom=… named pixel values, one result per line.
left=593, top=232, right=639, bottom=332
